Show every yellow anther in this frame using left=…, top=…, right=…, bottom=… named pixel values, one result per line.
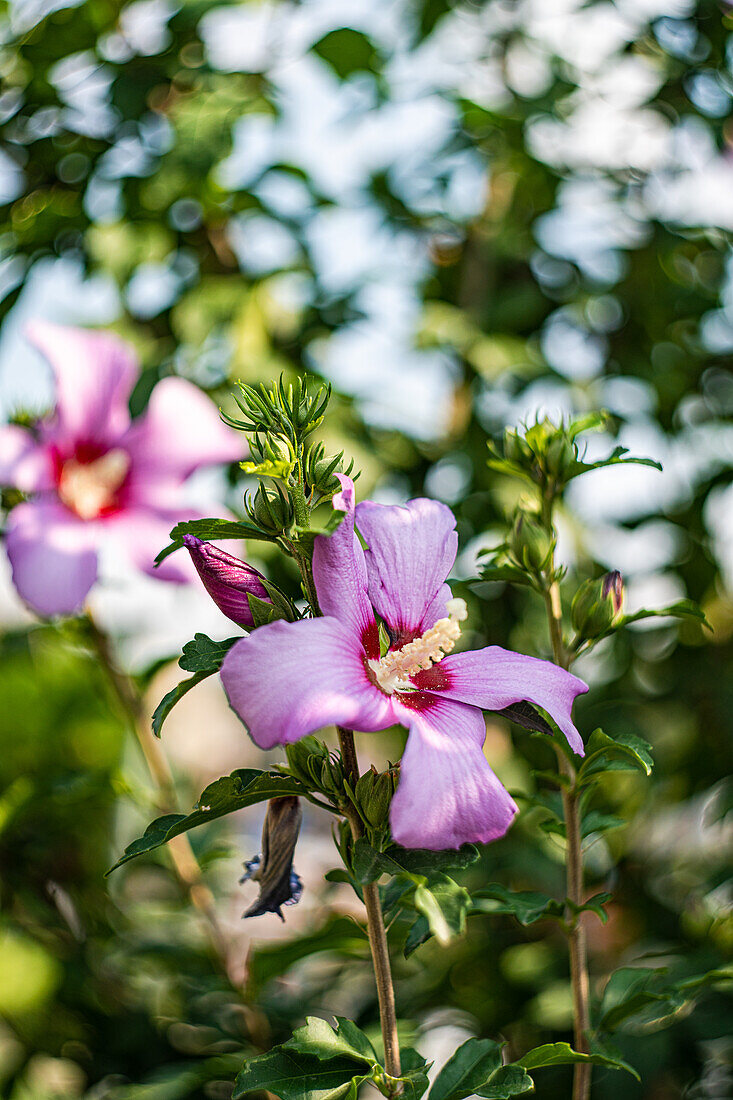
left=369, top=597, right=467, bottom=695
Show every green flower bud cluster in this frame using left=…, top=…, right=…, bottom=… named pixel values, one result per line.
left=489, top=413, right=612, bottom=491
left=304, top=440, right=355, bottom=496
left=507, top=509, right=554, bottom=573
left=352, top=765, right=398, bottom=830
left=248, top=484, right=295, bottom=534
left=571, top=571, right=624, bottom=640
left=285, top=737, right=346, bottom=803
left=223, top=376, right=331, bottom=444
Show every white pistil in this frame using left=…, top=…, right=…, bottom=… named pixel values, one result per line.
left=58, top=449, right=130, bottom=520
left=369, top=597, right=468, bottom=695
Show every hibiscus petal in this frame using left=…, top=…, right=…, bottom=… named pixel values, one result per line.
left=0, top=425, right=52, bottom=492
left=355, top=497, right=458, bottom=642
left=313, top=474, right=380, bottom=659
left=423, top=647, right=588, bottom=756
left=5, top=501, right=98, bottom=616
left=27, top=322, right=137, bottom=449
left=390, top=695, right=517, bottom=850
left=123, top=377, right=243, bottom=487
left=221, top=617, right=395, bottom=750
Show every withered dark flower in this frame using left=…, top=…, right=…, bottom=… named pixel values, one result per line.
left=240, top=796, right=303, bottom=920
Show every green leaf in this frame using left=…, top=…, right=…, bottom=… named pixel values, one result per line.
left=518, top=1042, right=639, bottom=1080
left=352, top=838, right=479, bottom=884
left=599, top=965, right=732, bottom=1033
left=428, top=1038, right=502, bottom=1100
left=152, top=672, right=209, bottom=737
left=478, top=563, right=533, bottom=587
left=577, top=729, right=654, bottom=784
left=476, top=1065, right=534, bottom=1098
left=408, top=875, right=471, bottom=953
left=152, top=634, right=239, bottom=736
left=241, top=456, right=295, bottom=480
left=283, top=1017, right=378, bottom=1067
left=473, top=884, right=564, bottom=926
left=581, top=810, right=625, bottom=839
left=572, top=892, right=612, bottom=924
left=619, top=599, right=710, bottom=630
left=233, top=1050, right=373, bottom=1100
left=178, top=633, right=238, bottom=674
left=247, top=592, right=283, bottom=627
left=312, top=28, right=380, bottom=80
left=392, top=1049, right=431, bottom=1100
left=155, top=517, right=273, bottom=565
left=565, top=446, right=663, bottom=481
left=108, top=770, right=306, bottom=872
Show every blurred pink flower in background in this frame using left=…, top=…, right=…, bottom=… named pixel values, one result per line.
left=0, top=322, right=243, bottom=617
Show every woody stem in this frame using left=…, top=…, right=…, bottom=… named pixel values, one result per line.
left=540, top=500, right=592, bottom=1100
left=85, top=613, right=232, bottom=976
left=338, top=726, right=402, bottom=1082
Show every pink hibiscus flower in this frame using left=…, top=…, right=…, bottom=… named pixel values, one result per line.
left=220, top=475, right=588, bottom=851
left=0, top=322, right=243, bottom=617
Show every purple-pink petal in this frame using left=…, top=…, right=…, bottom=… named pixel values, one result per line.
left=0, top=425, right=52, bottom=493
left=355, top=497, right=458, bottom=643
left=312, top=474, right=380, bottom=658
left=183, top=535, right=269, bottom=627
left=122, top=377, right=243, bottom=488
left=420, top=646, right=588, bottom=756
left=220, top=617, right=395, bottom=750
left=27, top=322, right=137, bottom=450
left=5, top=500, right=98, bottom=616
left=390, top=695, right=517, bottom=850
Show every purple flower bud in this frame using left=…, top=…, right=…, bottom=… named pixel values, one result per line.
left=602, top=570, right=624, bottom=616
left=183, top=535, right=270, bottom=628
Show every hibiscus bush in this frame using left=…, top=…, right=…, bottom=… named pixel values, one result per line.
left=1, top=1, right=732, bottom=1099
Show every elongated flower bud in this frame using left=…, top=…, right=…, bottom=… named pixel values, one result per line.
left=571, top=571, right=625, bottom=639
left=240, top=796, right=303, bottom=920
left=183, top=535, right=270, bottom=628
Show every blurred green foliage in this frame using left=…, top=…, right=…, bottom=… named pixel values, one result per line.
left=1, top=0, right=732, bottom=1096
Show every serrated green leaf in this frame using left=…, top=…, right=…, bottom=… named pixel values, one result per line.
left=352, top=838, right=479, bottom=884
left=155, top=517, right=274, bottom=565
left=578, top=729, right=654, bottom=784
left=283, top=1017, right=377, bottom=1066
left=108, top=770, right=306, bottom=872
left=565, top=446, right=663, bottom=481
left=383, top=1049, right=431, bottom=1100
left=476, top=1064, right=534, bottom=1098
left=178, top=633, right=238, bottom=674
left=428, top=1038, right=503, bottom=1100
left=573, top=892, right=612, bottom=924
left=241, top=456, right=295, bottom=480
left=473, top=884, right=564, bottom=926
left=599, top=965, right=732, bottom=1033
left=619, top=599, right=710, bottom=630
left=518, top=1042, right=639, bottom=1080
left=478, top=563, right=534, bottom=586
left=581, top=810, right=625, bottom=839
left=233, top=1050, right=373, bottom=1100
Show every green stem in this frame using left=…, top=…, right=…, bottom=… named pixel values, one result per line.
left=338, top=727, right=401, bottom=1082
left=539, top=502, right=592, bottom=1100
